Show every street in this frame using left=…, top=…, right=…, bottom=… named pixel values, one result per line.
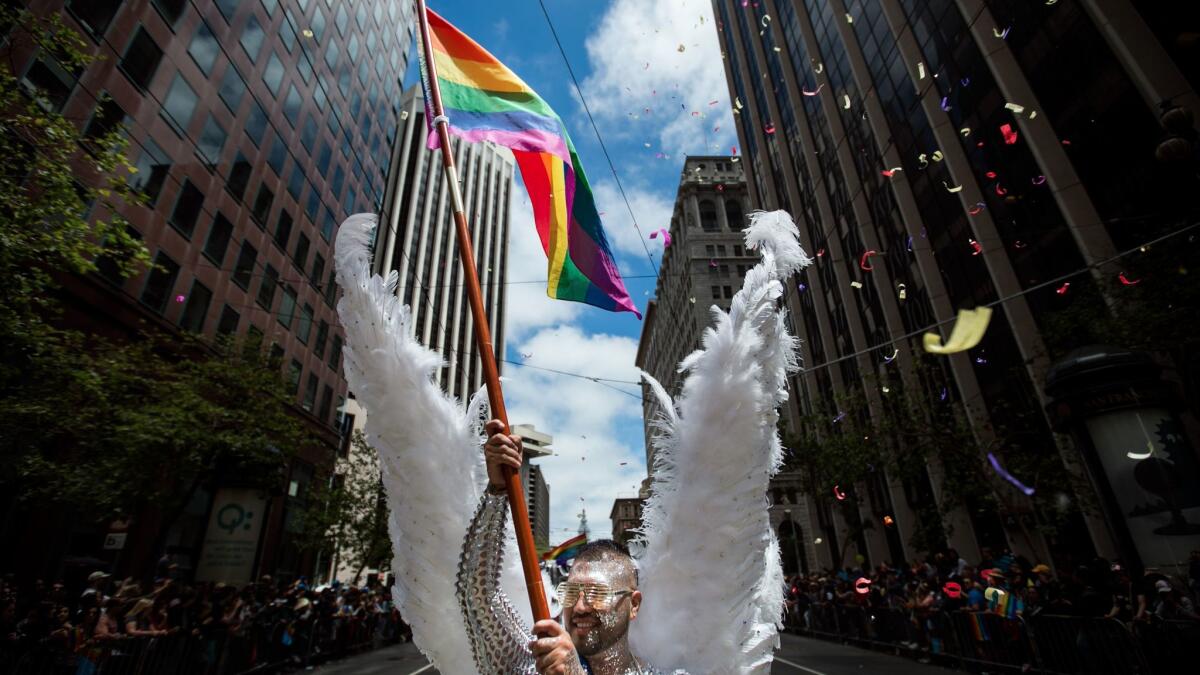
left=311, top=633, right=964, bottom=675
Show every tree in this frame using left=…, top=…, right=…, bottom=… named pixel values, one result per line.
left=294, top=431, right=391, bottom=584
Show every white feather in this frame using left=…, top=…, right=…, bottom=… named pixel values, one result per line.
left=629, top=210, right=809, bottom=674
left=334, top=214, right=529, bottom=674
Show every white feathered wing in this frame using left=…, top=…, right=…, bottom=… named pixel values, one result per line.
left=333, top=214, right=531, bottom=674
left=629, top=211, right=811, bottom=674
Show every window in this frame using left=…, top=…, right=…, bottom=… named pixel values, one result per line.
left=302, top=374, right=318, bottom=411
left=324, top=41, right=339, bottom=71
left=95, top=225, right=142, bottom=286
left=347, top=34, right=360, bottom=62
left=227, top=153, right=252, bottom=201
left=151, top=0, right=186, bottom=24
left=311, top=9, right=327, bottom=41
left=267, top=136, right=287, bottom=176
left=83, top=96, right=126, bottom=151
left=215, top=0, right=238, bottom=22
left=161, top=74, right=198, bottom=136
left=240, top=15, right=266, bottom=61
left=244, top=101, right=268, bottom=145
left=717, top=245, right=727, bottom=255
left=246, top=324, right=264, bottom=353
left=196, top=114, right=227, bottom=169
left=131, top=140, right=169, bottom=206
left=316, top=142, right=332, bottom=174
left=232, top=242, right=257, bottom=289
left=705, top=244, right=715, bottom=256
left=21, top=57, right=76, bottom=112
left=257, top=264, right=279, bottom=308
left=288, top=359, right=302, bottom=394
left=297, top=304, right=314, bottom=344
left=355, top=3, right=367, bottom=30
left=278, top=285, right=297, bottom=328
left=294, top=232, right=310, bottom=269
left=260, top=0, right=278, bottom=16
left=119, top=27, right=163, bottom=92
left=324, top=269, right=337, bottom=305
left=169, top=179, right=204, bottom=238
left=203, top=212, right=234, bottom=266
left=217, top=304, right=240, bottom=336
left=310, top=253, right=325, bottom=285
left=251, top=184, right=274, bottom=225
left=274, top=210, right=293, bottom=249
left=313, top=319, right=329, bottom=357
left=331, top=165, right=345, bottom=197
left=68, top=0, right=121, bottom=38
left=723, top=285, right=733, bottom=299
left=726, top=199, right=745, bottom=231
left=279, top=13, right=296, bottom=52
left=321, top=208, right=335, bottom=242
left=335, top=4, right=349, bottom=35
left=297, top=54, right=313, bottom=83
left=300, top=115, right=318, bottom=151
left=733, top=244, right=743, bottom=256
left=328, top=334, right=342, bottom=368
left=218, top=66, right=247, bottom=112
left=270, top=343, right=284, bottom=365
left=140, top=251, right=179, bottom=314
left=283, top=84, right=302, bottom=125
left=317, top=384, right=333, bottom=421
left=187, top=21, right=219, bottom=75
left=305, top=188, right=320, bottom=222
left=711, top=285, right=721, bottom=299
left=699, top=199, right=718, bottom=231
left=178, top=280, right=212, bottom=333
left=263, top=53, right=285, bottom=95
left=287, top=163, right=305, bottom=200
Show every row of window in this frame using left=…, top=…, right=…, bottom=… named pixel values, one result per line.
left=134, top=247, right=342, bottom=425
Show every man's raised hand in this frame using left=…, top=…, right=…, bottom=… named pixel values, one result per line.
left=483, top=419, right=522, bottom=491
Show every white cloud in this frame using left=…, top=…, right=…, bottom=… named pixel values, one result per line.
left=504, top=326, right=647, bottom=541
left=592, top=180, right=675, bottom=265
left=581, top=0, right=737, bottom=158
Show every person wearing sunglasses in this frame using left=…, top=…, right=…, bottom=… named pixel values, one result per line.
left=456, top=420, right=679, bottom=675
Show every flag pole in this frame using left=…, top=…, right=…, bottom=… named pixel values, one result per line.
left=413, top=0, right=551, bottom=624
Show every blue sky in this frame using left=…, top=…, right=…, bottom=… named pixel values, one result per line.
left=417, top=0, right=736, bottom=540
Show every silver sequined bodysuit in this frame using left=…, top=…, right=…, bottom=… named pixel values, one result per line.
left=456, top=493, right=682, bottom=675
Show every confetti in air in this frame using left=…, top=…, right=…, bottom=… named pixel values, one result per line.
left=1056, top=282, right=1071, bottom=295
left=987, top=453, right=1035, bottom=495
left=1001, top=124, right=1019, bottom=145
left=859, top=250, right=878, bottom=270
left=649, top=229, right=671, bottom=248
left=923, top=307, right=993, bottom=355
left=801, top=84, right=825, bottom=96
left=1119, top=272, right=1142, bottom=286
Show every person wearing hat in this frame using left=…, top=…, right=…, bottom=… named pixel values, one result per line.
left=80, top=571, right=110, bottom=610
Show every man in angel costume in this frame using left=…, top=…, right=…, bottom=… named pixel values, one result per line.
left=333, top=209, right=811, bottom=674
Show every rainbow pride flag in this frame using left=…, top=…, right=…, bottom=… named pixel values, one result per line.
left=417, top=8, right=640, bottom=317
left=542, top=533, right=587, bottom=565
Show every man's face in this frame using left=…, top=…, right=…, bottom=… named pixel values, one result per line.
left=561, top=558, right=641, bottom=657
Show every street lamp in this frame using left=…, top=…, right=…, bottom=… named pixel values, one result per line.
left=783, top=508, right=803, bottom=576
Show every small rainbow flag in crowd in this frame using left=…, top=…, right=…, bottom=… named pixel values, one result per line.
left=543, top=533, right=587, bottom=566
left=417, top=8, right=640, bottom=318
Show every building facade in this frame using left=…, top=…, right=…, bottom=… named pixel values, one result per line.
left=8, top=0, right=414, bottom=581
left=635, top=156, right=751, bottom=468
left=713, top=0, right=1199, bottom=571
left=372, top=86, right=513, bottom=404
left=513, top=424, right=552, bottom=551
left=609, top=497, right=644, bottom=546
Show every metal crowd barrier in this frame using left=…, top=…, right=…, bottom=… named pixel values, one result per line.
left=0, top=611, right=407, bottom=675
left=795, top=602, right=1194, bottom=675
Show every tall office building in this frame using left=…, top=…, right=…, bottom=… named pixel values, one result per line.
left=714, top=0, right=1199, bottom=570
left=513, top=424, right=552, bottom=551
left=373, top=86, right=513, bottom=403
left=635, top=156, right=817, bottom=572
left=635, top=156, right=751, bottom=467
left=12, top=0, right=414, bottom=580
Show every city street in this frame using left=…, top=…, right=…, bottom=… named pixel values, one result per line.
left=312, top=633, right=963, bottom=675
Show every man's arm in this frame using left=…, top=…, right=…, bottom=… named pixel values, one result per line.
left=456, top=489, right=538, bottom=674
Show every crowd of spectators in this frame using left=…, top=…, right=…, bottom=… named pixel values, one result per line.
left=0, top=564, right=408, bottom=674
left=783, top=547, right=1200, bottom=632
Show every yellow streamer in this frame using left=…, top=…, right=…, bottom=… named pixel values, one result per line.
left=923, top=307, right=993, bottom=354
